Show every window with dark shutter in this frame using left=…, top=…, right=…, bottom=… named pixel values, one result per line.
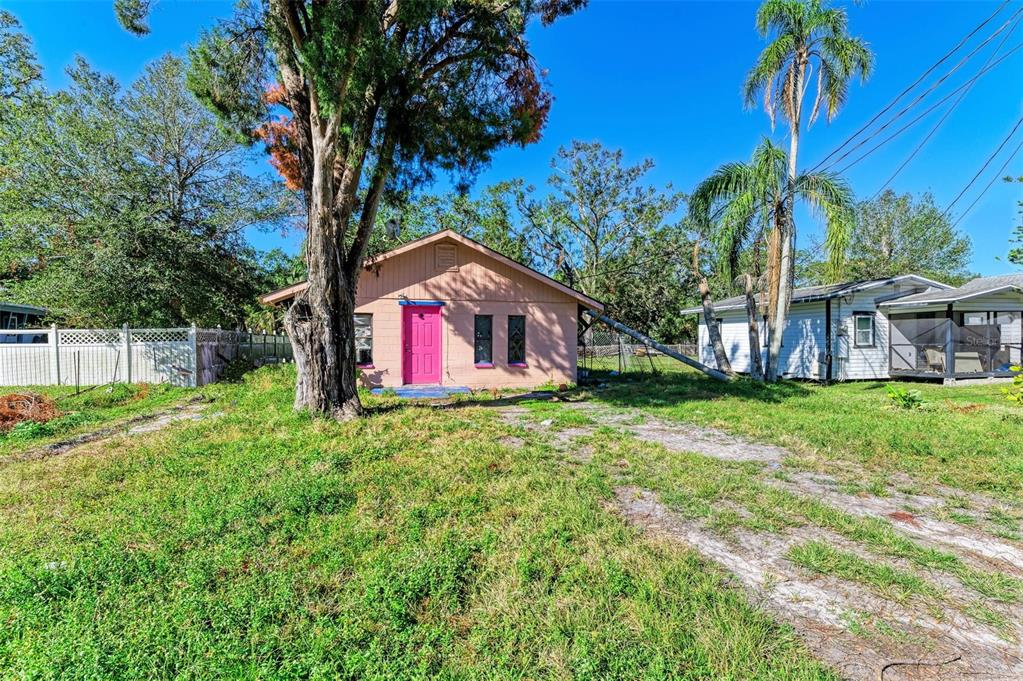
left=474, top=315, right=493, bottom=364
left=508, top=315, right=526, bottom=364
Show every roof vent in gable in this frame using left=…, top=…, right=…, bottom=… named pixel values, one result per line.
left=435, top=244, right=458, bottom=271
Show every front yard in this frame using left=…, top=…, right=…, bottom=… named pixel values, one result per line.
left=1, top=366, right=1020, bottom=678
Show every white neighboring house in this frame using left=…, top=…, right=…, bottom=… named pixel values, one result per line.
left=683, top=274, right=1023, bottom=382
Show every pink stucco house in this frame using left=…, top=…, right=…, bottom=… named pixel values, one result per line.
left=260, top=230, right=604, bottom=389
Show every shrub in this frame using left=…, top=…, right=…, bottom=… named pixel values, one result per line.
left=886, top=384, right=924, bottom=410
left=1003, top=365, right=1023, bottom=405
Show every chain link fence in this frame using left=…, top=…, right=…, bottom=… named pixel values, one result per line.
left=578, top=325, right=697, bottom=378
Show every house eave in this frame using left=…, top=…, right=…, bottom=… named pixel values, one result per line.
left=881, top=284, right=1023, bottom=307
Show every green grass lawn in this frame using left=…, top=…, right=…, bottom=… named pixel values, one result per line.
left=0, top=366, right=834, bottom=680
left=585, top=369, right=1023, bottom=499
left=0, top=383, right=193, bottom=458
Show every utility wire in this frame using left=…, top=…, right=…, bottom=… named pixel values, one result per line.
left=872, top=13, right=1023, bottom=198
left=831, top=38, right=1023, bottom=176
left=811, top=0, right=1011, bottom=171
left=951, top=135, right=1023, bottom=228
left=814, top=5, right=1023, bottom=175
left=944, top=115, right=1023, bottom=216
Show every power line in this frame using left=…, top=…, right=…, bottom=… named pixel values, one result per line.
left=951, top=135, right=1023, bottom=228
left=831, top=37, right=1023, bottom=176
left=944, top=115, right=1023, bottom=216
left=814, top=5, right=1023, bottom=175
left=871, top=13, right=1023, bottom=198
left=811, top=0, right=1012, bottom=172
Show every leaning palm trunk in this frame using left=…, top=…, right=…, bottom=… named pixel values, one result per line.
left=693, top=244, right=733, bottom=375
left=742, top=273, right=764, bottom=381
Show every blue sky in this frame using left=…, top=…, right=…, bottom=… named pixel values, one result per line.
left=7, top=0, right=1022, bottom=276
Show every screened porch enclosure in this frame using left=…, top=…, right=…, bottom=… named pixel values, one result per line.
left=889, top=310, right=1022, bottom=377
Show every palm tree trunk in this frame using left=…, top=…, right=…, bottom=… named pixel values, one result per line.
left=767, top=61, right=804, bottom=382
left=693, top=243, right=733, bottom=375
left=743, top=273, right=764, bottom=381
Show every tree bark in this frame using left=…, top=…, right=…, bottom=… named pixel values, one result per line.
left=284, top=124, right=364, bottom=419
left=693, top=243, right=733, bottom=375
left=743, top=273, right=764, bottom=381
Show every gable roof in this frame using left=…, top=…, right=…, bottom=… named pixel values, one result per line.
left=680, top=274, right=951, bottom=315
left=259, top=229, right=605, bottom=311
left=881, top=273, right=1023, bottom=306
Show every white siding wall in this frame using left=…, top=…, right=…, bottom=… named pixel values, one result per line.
left=698, top=304, right=827, bottom=379
left=697, top=309, right=762, bottom=373
left=833, top=288, right=892, bottom=380
left=696, top=286, right=1023, bottom=381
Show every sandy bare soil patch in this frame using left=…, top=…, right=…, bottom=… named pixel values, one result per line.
left=496, top=398, right=1023, bottom=680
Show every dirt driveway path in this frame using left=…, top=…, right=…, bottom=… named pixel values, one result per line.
left=1, top=400, right=208, bottom=466
left=496, top=398, right=1023, bottom=680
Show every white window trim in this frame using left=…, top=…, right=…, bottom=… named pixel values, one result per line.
left=853, top=313, right=875, bottom=348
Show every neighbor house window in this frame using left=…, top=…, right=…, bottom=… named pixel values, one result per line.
left=508, top=315, right=526, bottom=364
left=854, top=313, right=875, bottom=347
left=474, top=315, right=493, bottom=365
left=355, top=314, right=373, bottom=366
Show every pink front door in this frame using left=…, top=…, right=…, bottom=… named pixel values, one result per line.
left=402, top=305, right=442, bottom=384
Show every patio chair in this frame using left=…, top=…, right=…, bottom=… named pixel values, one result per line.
left=924, top=347, right=945, bottom=373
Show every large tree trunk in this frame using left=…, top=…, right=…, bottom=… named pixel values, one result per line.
left=743, top=273, right=764, bottom=381
left=693, top=243, right=733, bottom=375
left=284, top=127, right=364, bottom=419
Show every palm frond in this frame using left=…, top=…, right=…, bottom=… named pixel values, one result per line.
left=795, top=170, right=855, bottom=276
left=714, top=191, right=758, bottom=279
left=743, top=33, right=795, bottom=111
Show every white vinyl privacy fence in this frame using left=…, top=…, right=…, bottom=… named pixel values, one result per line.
left=0, top=326, right=292, bottom=388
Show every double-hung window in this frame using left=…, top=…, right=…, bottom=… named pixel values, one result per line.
left=474, top=315, right=493, bottom=365
left=854, top=313, right=875, bottom=348
left=355, top=314, right=373, bottom=366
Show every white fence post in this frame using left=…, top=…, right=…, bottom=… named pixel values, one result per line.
left=188, top=324, right=198, bottom=388
left=49, top=324, right=60, bottom=386
left=123, top=323, right=133, bottom=384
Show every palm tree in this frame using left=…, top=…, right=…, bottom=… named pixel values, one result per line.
left=690, top=138, right=855, bottom=381
left=744, top=0, right=872, bottom=380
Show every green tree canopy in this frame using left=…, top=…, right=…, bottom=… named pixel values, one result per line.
left=0, top=53, right=294, bottom=327
left=394, top=142, right=694, bottom=341
left=801, top=190, right=973, bottom=285
left=1006, top=176, right=1023, bottom=268
left=116, top=0, right=584, bottom=417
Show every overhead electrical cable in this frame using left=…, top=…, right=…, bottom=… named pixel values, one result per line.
left=944, top=115, right=1023, bottom=217
left=810, top=0, right=1012, bottom=171
left=871, top=13, right=1023, bottom=198
left=814, top=6, right=1023, bottom=174
left=830, top=38, right=1023, bottom=175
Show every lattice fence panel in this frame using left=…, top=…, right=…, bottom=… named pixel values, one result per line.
left=58, top=329, right=122, bottom=345
left=1, top=326, right=292, bottom=388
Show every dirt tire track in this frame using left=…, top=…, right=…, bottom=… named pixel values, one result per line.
left=493, top=399, right=1023, bottom=680
left=1, top=398, right=208, bottom=465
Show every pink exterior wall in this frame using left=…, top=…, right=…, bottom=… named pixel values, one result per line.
left=353, top=236, right=579, bottom=389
